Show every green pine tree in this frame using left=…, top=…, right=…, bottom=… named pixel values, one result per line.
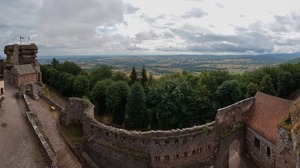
left=129, top=67, right=137, bottom=85
left=126, top=83, right=147, bottom=128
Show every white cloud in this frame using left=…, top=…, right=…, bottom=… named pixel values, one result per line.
left=182, top=8, right=207, bottom=19
left=0, top=0, right=300, bottom=55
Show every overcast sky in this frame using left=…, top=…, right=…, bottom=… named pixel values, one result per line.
left=1, top=0, right=300, bottom=56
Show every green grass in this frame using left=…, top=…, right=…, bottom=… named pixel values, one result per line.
left=61, top=123, right=83, bottom=145
left=278, top=116, right=293, bottom=131
left=61, top=123, right=83, bottom=137
left=82, top=96, right=90, bottom=106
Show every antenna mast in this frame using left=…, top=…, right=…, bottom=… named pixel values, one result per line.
left=19, top=36, right=30, bottom=45
left=20, top=36, right=24, bottom=45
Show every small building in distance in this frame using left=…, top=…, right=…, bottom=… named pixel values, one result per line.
left=4, top=44, right=43, bottom=98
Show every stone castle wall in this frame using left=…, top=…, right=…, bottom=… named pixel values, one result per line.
left=61, top=97, right=89, bottom=125
left=23, top=94, right=58, bottom=167
left=275, top=127, right=297, bottom=168
left=40, top=93, right=63, bottom=112
left=61, top=95, right=299, bottom=168
left=83, top=116, right=216, bottom=168
left=214, top=98, right=254, bottom=167
left=244, top=126, right=297, bottom=168
left=245, top=126, right=275, bottom=168
left=215, top=97, right=254, bottom=130
left=16, top=74, right=38, bottom=87
left=60, top=97, right=256, bottom=168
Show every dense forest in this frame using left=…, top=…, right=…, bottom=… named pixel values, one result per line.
left=41, top=58, right=300, bottom=130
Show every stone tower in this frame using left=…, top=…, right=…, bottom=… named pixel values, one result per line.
left=3, top=44, right=43, bottom=99
left=4, top=43, right=38, bottom=66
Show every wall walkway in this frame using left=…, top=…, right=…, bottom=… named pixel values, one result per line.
left=25, top=95, right=82, bottom=168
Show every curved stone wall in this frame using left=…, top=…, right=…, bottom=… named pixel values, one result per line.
left=62, top=97, right=255, bottom=168
left=83, top=117, right=216, bottom=168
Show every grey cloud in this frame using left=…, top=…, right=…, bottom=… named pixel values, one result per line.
left=170, top=26, right=274, bottom=53
left=182, top=8, right=207, bottom=19
left=126, top=44, right=148, bottom=51
left=0, top=0, right=131, bottom=55
left=156, top=46, right=182, bottom=52
left=124, top=3, right=139, bottom=14
left=180, top=24, right=212, bottom=34
left=135, top=30, right=160, bottom=41
left=140, top=14, right=166, bottom=24
left=248, top=21, right=266, bottom=32
left=272, top=11, right=300, bottom=32
left=140, top=14, right=157, bottom=24
left=272, top=16, right=290, bottom=32
left=39, top=33, right=135, bottom=55
left=185, top=0, right=203, bottom=1
left=0, top=0, right=39, bottom=31
left=96, top=26, right=118, bottom=36
left=274, top=15, right=290, bottom=25
left=0, top=0, right=41, bottom=50
left=185, top=40, right=273, bottom=53
left=1, top=0, right=300, bottom=55
left=39, top=0, right=125, bottom=27
left=240, top=11, right=300, bottom=53
left=166, top=22, right=176, bottom=26
left=36, top=0, right=130, bottom=54
left=215, top=3, right=225, bottom=9
left=276, top=39, right=300, bottom=46
left=234, top=26, right=248, bottom=32
left=135, top=29, right=176, bottom=42
left=0, top=23, right=10, bottom=30
left=156, top=44, right=187, bottom=52
left=163, top=31, right=175, bottom=39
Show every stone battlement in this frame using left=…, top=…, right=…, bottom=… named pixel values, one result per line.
left=61, top=92, right=300, bottom=168
left=62, top=97, right=255, bottom=168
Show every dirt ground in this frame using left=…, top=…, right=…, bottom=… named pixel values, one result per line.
left=229, top=140, right=260, bottom=168
left=0, top=81, right=46, bottom=168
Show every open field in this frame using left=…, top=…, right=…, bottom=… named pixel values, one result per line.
left=38, top=53, right=300, bottom=74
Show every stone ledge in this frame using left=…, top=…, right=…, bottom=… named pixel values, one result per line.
left=22, top=94, right=58, bottom=167
left=40, top=93, right=63, bottom=112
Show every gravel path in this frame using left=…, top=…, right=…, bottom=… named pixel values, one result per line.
left=46, top=85, right=68, bottom=108
left=0, top=81, right=46, bottom=168
left=28, top=97, right=82, bottom=168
